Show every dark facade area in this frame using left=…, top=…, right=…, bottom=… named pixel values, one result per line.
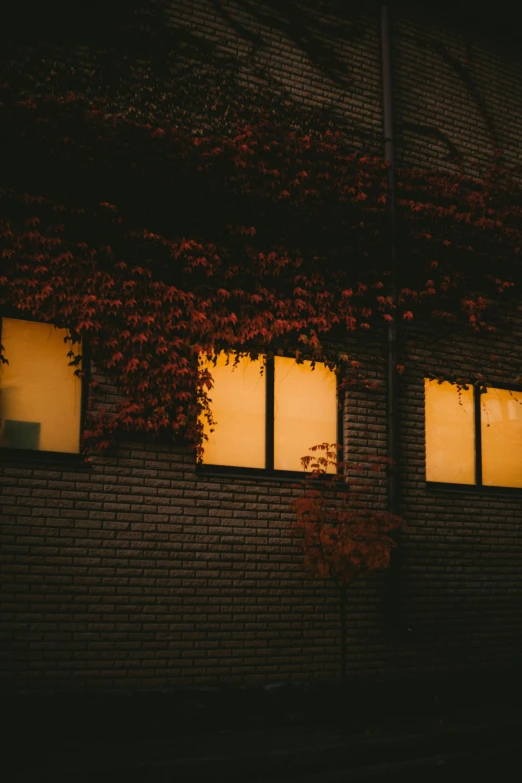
left=1, top=1, right=522, bottom=691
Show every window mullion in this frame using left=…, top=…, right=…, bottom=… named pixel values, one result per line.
left=474, top=384, right=483, bottom=486
left=265, top=356, right=274, bottom=470
left=337, top=383, right=344, bottom=477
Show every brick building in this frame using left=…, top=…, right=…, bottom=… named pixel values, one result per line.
left=1, top=1, right=522, bottom=691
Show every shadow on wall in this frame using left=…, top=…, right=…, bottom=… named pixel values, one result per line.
left=390, top=0, right=522, bottom=49
left=3, top=0, right=520, bottom=178
left=0, top=0, right=383, bottom=140
left=2, top=0, right=368, bottom=86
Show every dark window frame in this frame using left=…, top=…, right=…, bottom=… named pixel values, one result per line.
left=426, top=379, right=522, bottom=494
left=198, top=354, right=344, bottom=481
left=0, top=312, right=90, bottom=462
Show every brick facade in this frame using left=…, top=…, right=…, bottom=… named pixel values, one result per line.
left=1, top=1, right=522, bottom=690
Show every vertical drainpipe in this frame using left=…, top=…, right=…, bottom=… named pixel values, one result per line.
left=380, top=5, right=401, bottom=622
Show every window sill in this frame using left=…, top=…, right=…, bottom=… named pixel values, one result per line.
left=426, top=481, right=522, bottom=496
left=197, top=463, right=346, bottom=487
left=0, top=447, right=87, bottom=466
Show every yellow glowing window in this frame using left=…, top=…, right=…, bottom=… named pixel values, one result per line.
left=0, top=318, right=82, bottom=454
left=425, top=379, right=475, bottom=484
left=425, top=379, right=522, bottom=489
left=201, top=352, right=338, bottom=472
left=200, top=353, right=266, bottom=469
left=481, top=387, right=522, bottom=488
left=274, top=357, right=337, bottom=472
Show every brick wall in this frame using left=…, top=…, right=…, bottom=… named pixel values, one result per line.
left=393, top=7, right=522, bottom=174
left=1, top=1, right=522, bottom=690
left=398, top=312, right=522, bottom=675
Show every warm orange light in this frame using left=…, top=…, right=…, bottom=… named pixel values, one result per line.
left=201, top=353, right=266, bottom=468
left=274, top=357, right=337, bottom=472
left=425, top=379, right=475, bottom=484
left=0, top=318, right=82, bottom=453
left=481, top=387, right=522, bottom=488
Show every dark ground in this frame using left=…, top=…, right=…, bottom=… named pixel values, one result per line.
left=3, top=668, right=522, bottom=781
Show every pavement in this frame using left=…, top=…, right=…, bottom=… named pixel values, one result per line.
left=3, top=675, right=522, bottom=781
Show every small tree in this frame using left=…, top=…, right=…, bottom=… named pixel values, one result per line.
left=291, top=443, right=404, bottom=679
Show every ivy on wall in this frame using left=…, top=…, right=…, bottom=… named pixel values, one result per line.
left=1, top=87, right=521, bottom=455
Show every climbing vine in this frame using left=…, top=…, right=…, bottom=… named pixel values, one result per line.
left=1, top=85, right=521, bottom=455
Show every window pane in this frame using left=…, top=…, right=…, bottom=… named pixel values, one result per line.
left=0, top=318, right=82, bottom=453
left=481, top=387, right=522, bottom=488
left=274, top=357, right=337, bottom=472
left=425, top=379, right=475, bottom=484
left=201, top=353, right=266, bottom=468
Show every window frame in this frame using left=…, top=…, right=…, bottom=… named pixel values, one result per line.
left=0, top=312, right=90, bottom=462
left=426, top=378, right=522, bottom=495
left=198, top=353, right=344, bottom=480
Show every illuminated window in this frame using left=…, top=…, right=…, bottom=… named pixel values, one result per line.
left=200, top=353, right=266, bottom=469
left=425, top=379, right=522, bottom=489
left=0, top=317, right=82, bottom=454
left=201, top=353, right=338, bottom=473
left=481, top=387, right=522, bottom=488
left=274, top=357, right=337, bottom=472
left=425, top=380, right=475, bottom=484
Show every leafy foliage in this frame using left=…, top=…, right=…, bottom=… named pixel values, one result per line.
left=291, top=444, right=404, bottom=587
left=1, top=86, right=521, bottom=454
